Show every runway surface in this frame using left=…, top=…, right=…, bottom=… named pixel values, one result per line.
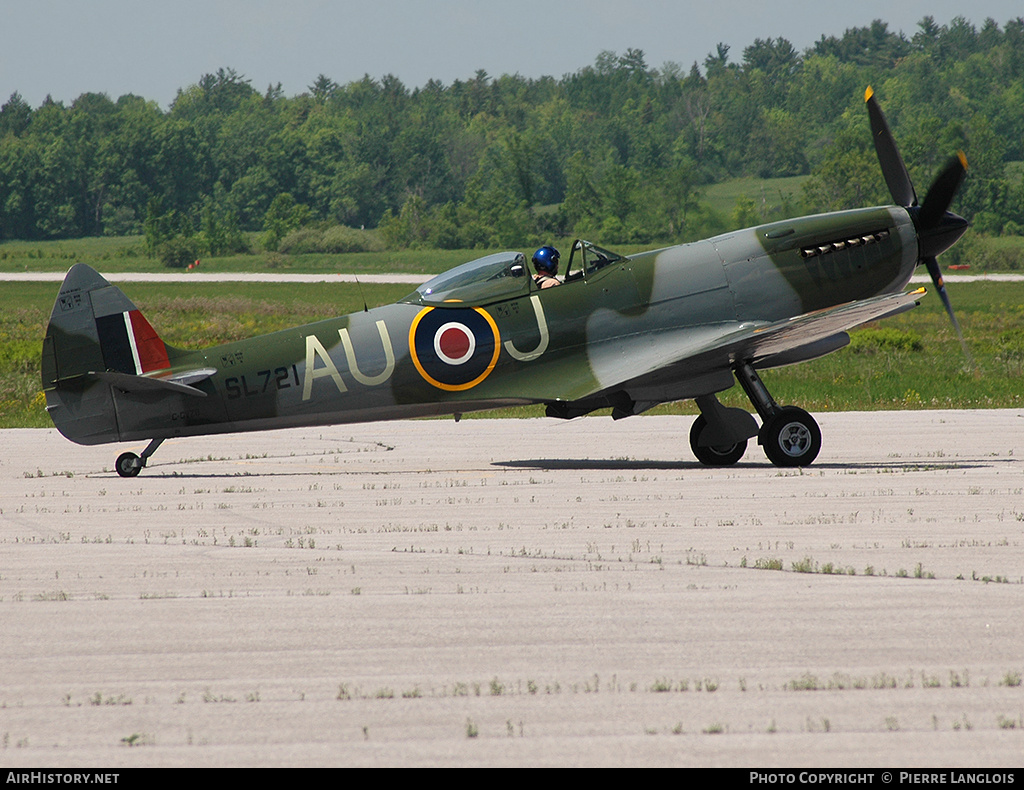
left=2, top=412, right=1022, bottom=767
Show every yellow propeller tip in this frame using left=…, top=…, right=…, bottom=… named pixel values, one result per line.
left=958, top=150, right=968, bottom=170
left=865, top=86, right=874, bottom=102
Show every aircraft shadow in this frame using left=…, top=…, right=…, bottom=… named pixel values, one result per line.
left=83, top=453, right=999, bottom=478
left=493, top=458, right=994, bottom=473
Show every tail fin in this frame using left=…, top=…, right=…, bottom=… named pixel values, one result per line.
left=42, top=264, right=178, bottom=445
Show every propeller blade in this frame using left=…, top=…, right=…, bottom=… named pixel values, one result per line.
left=865, top=86, right=917, bottom=208
left=866, top=89, right=974, bottom=371
left=923, top=256, right=975, bottom=369
left=918, top=152, right=968, bottom=231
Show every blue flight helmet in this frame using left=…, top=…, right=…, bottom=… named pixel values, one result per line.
left=532, top=245, right=560, bottom=275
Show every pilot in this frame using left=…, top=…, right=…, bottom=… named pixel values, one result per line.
left=532, top=245, right=561, bottom=289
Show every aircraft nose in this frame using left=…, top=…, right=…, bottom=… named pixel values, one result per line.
left=914, top=208, right=969, bottom=260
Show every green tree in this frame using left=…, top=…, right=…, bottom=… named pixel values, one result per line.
left=199, top=185, right=246, bottom=255
left=378, top=194, right=429, bottom=248
left=309, top=74, right=339, bottom=105
left=801, top=111, right=886, bottom=211
left=261, top=192, right=311, bottom=251
left=0, top=92, right=32, bottom=138
left=746, top=107, right=808, bottom=177
left=731, top=194, right=760, bottom=229
left=0, top=135, right=42, bottom=239
left=143, top=197, right=186, bottom=256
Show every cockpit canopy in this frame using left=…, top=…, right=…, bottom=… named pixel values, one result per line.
left=403, top=252, right=530, bottom=306
left=563, top=239, right=627, bottom=281
left=400, top=241, right=629, bottom=307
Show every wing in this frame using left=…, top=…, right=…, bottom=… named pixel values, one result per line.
left=720, top=287, right=925, bottom=368
left=557, top=288, right=925, bottom=404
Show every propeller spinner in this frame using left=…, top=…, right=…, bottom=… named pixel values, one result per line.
left=865, top=86, right=972, bottom=366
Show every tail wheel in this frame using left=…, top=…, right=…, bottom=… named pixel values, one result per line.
left=115, top=452, right=142, bottom=478
left=689, top=415, right=747, bottom=466
left=760, top=407, right=821, bottom=467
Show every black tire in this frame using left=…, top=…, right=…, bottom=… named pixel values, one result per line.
left=689, top=415, right=747, bottom=466
left=760, top=407, right=821, bottom=467
left=116, top=451, right=142, bottom=478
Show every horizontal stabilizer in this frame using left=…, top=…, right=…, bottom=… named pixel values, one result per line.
left=90, top=369, right=213, bottom=397
left=166, top=368, right=218, bottom=386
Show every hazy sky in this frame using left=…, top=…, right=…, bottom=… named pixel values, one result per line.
left=3, top=0, right=1022, bottom=108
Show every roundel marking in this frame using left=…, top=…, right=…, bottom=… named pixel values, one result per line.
left=409, top=307, right=500, bottom=391
left=434, top=323, right=475, bottom=365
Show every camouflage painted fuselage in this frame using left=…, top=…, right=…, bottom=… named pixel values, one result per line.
left=42, top=206, right=917, bottom=447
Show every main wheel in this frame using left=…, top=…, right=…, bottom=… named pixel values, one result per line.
left=115, top=451, right=142, bottom=478
left=760, top=407, right=821, bottom=467
left=689, top=415, right=747, bottom=466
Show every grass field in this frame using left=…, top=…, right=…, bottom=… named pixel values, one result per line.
left=703, top=175, right=809, bottom=219
left=0, top=236, right=485, bottom=276
left=4, top=278, right=1023, bottom=430
left=4, top=227, right=1022, bottom=280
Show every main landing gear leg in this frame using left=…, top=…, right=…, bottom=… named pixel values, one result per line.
left=734, top=362, right=821, bottom=467
left=115, top=438, right=164, bottom=478
left=689, top=394, right=758, bottom=466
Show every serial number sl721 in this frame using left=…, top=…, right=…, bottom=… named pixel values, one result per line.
left=225, top=366, right=300, bottom=399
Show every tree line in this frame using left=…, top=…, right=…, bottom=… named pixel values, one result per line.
left=1, top=15, right=1023, bottom=261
